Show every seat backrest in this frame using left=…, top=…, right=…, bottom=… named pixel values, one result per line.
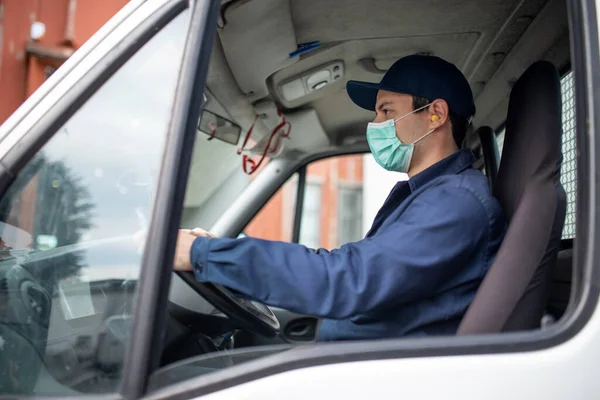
left=476, top=126, right=500, bottom=190
left=458, top=61, right=567, bottom=334
left=546, top=245, right=573, bottom=320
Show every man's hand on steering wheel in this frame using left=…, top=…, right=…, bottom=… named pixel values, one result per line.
left=172, top=228, right=280, bottom=337
left=174, top=228, right=216, bottom=271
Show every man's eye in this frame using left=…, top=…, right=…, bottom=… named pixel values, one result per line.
left=383, top=110, right=391, bottom=116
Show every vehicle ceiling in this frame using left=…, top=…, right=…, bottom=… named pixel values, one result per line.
left=184, top=0, right=570, bottom=210
left=204, top=0, right=570, bottom=148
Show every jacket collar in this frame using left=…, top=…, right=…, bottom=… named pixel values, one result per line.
left=408, top=148, right=476, bottom=192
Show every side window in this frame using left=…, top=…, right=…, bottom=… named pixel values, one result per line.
left=243, top=173, right=299, bottom=243
left=496, top=71, right=576, bottom=239
left=0, top=11, right=189, bottom=395
left=245, top=154, right=404, bottom=249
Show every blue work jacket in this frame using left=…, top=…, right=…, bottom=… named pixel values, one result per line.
left=191, top=149, right=507, bottom=340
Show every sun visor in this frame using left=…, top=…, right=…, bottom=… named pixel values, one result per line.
left=218, top=0, right=299, bottom=100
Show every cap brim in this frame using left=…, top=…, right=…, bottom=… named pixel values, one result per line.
left=346, top=80, right=384, bottom=112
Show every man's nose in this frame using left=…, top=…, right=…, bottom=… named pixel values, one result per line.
left=372, top=113, right=385, bottom=123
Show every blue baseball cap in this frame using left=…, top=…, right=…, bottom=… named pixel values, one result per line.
left=346, top=54, right=475, bottom=119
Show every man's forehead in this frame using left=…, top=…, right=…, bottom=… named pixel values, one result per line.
left=376, top=90, right=411, bottom=106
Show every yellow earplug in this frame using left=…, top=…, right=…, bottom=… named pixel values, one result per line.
left=431, top=115, right=439, bottom=122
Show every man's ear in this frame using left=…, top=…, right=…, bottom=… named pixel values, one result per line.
left=428, top=99, right=450, bottom=129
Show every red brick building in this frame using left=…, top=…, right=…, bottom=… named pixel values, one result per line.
left=246, top=154, right=364, bottom=250
left=0, top=0, right=128, bottom=124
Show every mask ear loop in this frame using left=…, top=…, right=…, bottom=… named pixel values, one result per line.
left=411, top=128, right=435, bottom=145
left=393, top=102, right=432, bottom=123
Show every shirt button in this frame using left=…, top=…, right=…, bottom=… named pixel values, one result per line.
left=194, top=263, right=203, bottom=274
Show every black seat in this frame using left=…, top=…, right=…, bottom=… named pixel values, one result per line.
left=458, top=61, right=567, bottom=334
left=547, top=240, right=574, bottom=320
left=475, top=126, right=500, bottom=190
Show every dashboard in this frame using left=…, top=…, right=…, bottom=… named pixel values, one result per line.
left=0, top=235, right=245, bottom=394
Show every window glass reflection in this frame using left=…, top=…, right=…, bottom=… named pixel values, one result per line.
left=0, top=10, right=189, bottom=395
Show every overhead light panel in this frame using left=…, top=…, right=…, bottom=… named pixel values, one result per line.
left=278, top=61, right=344, bottom=102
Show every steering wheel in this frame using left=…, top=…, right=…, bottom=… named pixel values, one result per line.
left=1, top=264, right=52, bottom=394
left=6, top=264, right=52, bottom=329
left=117, top=169, right=279, bottom=337
left=176, top=272, right=280, bottom=338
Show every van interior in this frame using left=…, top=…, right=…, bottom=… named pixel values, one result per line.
left=175, top=0, right=573, bottom=349
left=5, top=0, right=579, bottom=394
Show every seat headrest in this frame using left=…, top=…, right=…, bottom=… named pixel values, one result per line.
left=494, top=61, right=563, bottom=218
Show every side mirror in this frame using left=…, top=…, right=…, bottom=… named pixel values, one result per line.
left=197, top=110, right=242, bottom=146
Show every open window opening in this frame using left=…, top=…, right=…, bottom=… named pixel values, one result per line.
left=167, top=0, right=593, bottom=393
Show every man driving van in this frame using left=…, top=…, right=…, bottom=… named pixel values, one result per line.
left=174, top=54, right=507, bottom=341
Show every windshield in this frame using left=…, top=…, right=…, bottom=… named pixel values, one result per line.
left=0, top=8, right=191, bottom=396
left=182, top=125, right=265, bottom=231
left=0, top=150, right=153, bottom=257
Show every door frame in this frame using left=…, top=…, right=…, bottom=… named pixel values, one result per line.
left=1, top=0, right=597, bottom=396
left=120, top=0, right=220, bottom=397
left=0, top=0, right=220, bottom=398
left=145, top=0, right=600, bottom=397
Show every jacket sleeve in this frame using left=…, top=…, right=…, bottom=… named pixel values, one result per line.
left=190, top=184, right=489, bottom=319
